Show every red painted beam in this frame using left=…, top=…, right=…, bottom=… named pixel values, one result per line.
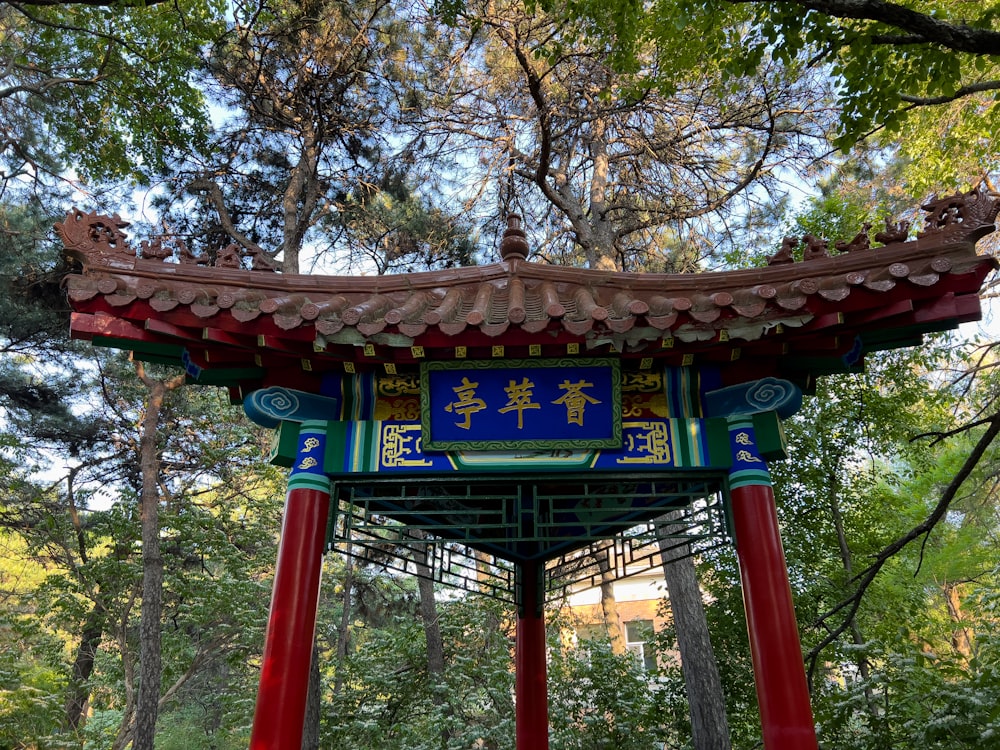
left=70, top=311, right=157, bottom=342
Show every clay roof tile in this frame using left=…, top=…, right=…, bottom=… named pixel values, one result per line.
left=54, top=184, right=999, bottom=389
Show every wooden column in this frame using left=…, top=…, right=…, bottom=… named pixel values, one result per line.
left=250, top=421, right=331, bottom=750
left=515, top=561, right=549, bottom=750
left=726, top=415, right=818, bottom=750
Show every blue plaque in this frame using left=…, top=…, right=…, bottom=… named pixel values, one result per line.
left=420, top=358, right=621, bottom=451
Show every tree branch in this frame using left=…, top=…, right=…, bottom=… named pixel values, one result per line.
left=899, top=79, right=1000, bottom=107
left=726, top=0, right=1000, bottom=55
left=0, top=76, right=101, bottom=100
left=806, top=414, right=1000, bottom=680
left=9, top=0, right=173, bottom=6
left=186, top=176, right=272, bottom=260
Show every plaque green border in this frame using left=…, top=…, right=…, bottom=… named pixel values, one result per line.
left=420, top=358, right=622, bottom=451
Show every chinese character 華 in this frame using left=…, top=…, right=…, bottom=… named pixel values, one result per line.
left=499, top=377, right=540, bottom=429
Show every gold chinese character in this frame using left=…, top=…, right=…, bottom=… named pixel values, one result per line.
left=552, top=379, right=601, bottom=426
left=735, top=450, right=763, bottom=463
left=444, top=376, right=488, bottom=429
left=499, top=376, right=540, bottom=429
left=302, top=437, right=321, bottom=452
left=734, top=431, right=753, bottom=446
left=297, top=457, right=318, bottom=470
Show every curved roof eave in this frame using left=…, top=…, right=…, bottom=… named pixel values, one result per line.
left=57, top=185, right=1000, bottom=397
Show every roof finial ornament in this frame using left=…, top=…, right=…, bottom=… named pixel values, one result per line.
left=500, top=214, right=530, bottom=261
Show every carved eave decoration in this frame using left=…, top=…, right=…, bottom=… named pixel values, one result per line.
left=58, top=186, right=999, bottom=399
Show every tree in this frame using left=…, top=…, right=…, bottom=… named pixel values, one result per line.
left=132, top=365, right=185, bottom=750
left=157, top=0, right=467, bottom=275
left=413, top=0, right=833, bottom=268
left=0, top=0, right=224, bottom=189
left=533, top=0, right=1000, bottom=167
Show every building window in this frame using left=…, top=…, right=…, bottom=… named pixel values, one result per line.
left=625, top=619, right=657, bottom=671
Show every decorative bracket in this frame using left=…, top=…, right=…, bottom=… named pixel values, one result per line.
left=244, top=386, right=342, bottom=428
left=703, top=377, right=802, bottom=419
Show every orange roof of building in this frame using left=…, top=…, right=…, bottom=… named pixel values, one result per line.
left=58, top=186, right=999, bottom=400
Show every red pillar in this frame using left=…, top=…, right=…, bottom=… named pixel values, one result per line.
left=727, top=418, right=818, bottom=749
left=251, top=422, right=331, bottom=750
left=516, top=561, right=550, bottom=750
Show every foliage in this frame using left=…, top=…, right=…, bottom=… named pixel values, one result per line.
left=547, top=631, right=667, bottom=750
left=0, top=537, right=69, bottom=748
left=0, top=0, right=225, bottom=186
left=768, top=338, right=1000, bottom=747
left=534, top=0, right=1000, bottom=192
left=0, top=332, right=284, bottom=745
left=320, top=588, right=515, bottom=749
left=413, top=0, right=835, bottom=269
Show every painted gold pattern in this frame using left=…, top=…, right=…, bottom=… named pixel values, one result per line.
left=381, top=424, right=434, bottom=467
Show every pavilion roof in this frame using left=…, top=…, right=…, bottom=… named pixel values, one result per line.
left=58, top=186, right=998, bottom=400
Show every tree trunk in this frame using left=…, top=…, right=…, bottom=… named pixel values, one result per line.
left=418, top=572, right=446, bottom=676
left=281, top=130, right=321, bottom=275
left=63, top=466, right=104, bottom=731
left=594, top=539, right=626, bottom=653
left=657, top=511, right=732, bottom=750
left=133, top=366, right=184, bottom=750
left=585, top=111, right=618, bottom=267
left=828, top=489, right=878, bottom=717
left=332, top=552, right=354, bottom=697
left=413, top=535, right=451, bottom=747
left=111, top=588, right=139, bottom=750
left=301, top=640, right=322, bottom=750
left=943, top=580, right=973, bottom=658
left=63, top=601, right=105, bottom=730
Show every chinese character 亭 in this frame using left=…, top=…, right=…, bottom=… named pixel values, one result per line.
left=444, top=376, right=488, bottom=429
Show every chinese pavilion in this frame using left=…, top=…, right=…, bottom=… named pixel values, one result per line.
left=57, top=184, right=999, bottom=750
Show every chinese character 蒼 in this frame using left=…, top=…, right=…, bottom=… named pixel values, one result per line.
left=552, top=379, right=601, bottom=426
